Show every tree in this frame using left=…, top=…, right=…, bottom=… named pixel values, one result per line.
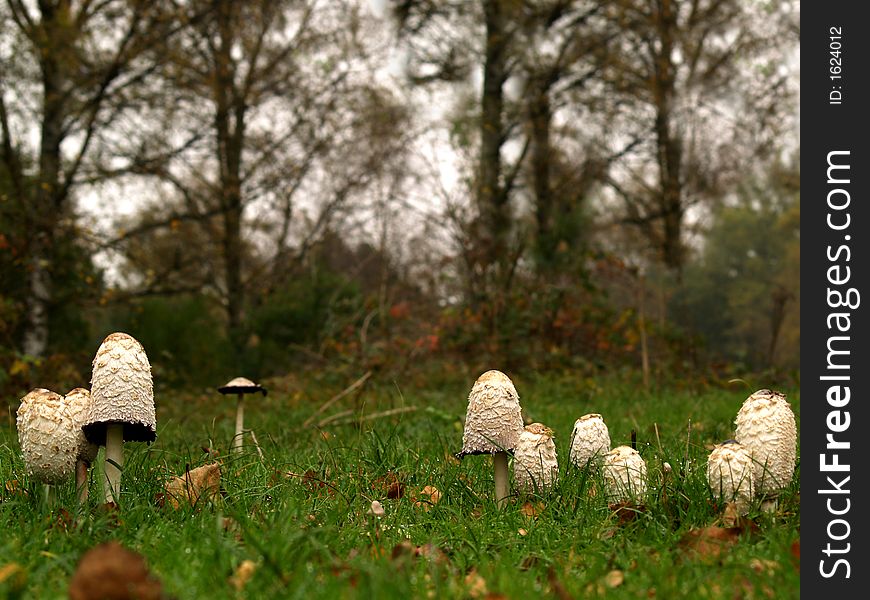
left=0, top=0, right=189, bottom=356
left=600, top=0, right=796, bottom=274
left=108, top=0, right=410, bottom=359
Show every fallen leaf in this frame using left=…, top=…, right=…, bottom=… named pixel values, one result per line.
left=790, top=538, right=800, bottom=570
left=604, top=569, right=625, bottom=588
left=413, top=485, right=441, bottom=510
left=0, top=563, right=26, bottom=589
left=547, top=567, right=574, bottom=600
left=520, top=501, right=545, bottom=519
left=518, top=528, right=527, bottom=536
left=229, top=559, right=257, bottom=591
left=609, top=501, right=644, bottom=526
left=368, top=500, right=385, bottom=517
left=465, top=569, right=488, bottom=598
left=164, top=462, right=222, bottom=509
left=68, top=542, right=162, bottom=600
left=678, top=526, right=742, bottom=561
left=749, top=558, right=780, bottom=576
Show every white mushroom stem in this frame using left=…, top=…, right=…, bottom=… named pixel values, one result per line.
left=493, top=451, right=509, bottom=507
left=76, top=460, right=89, bottom=505
left=44, top=484, right=55, bottom=509
left=104, top=424, right=124, bottom=503
left=233, top=394, right=245, bottom=453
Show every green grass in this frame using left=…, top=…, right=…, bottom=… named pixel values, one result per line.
left=0, top=373, right=800, bottom=599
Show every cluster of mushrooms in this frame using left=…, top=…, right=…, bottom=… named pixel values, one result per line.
left=706, top=389, right=797, bottom=514
left=456, top=370, right=644, bottom=505
left=16, top=332, right=156, bottom=506
left=456, top=370, right=797, bottom=514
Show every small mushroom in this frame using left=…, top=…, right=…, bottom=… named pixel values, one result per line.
left=568, top=413, right=611, bottom=468
left=734, top=389, right=796, bottom=510
left=602, top=445, right=648, bottom=502
left=217, top=377, right=267, bottom=454
left=513, top=423, right=558, bottom=494
left=16, top=388, right=78, bottom=505
left=65, top=388, right=98, bottom=505
left=706, top=440, right=754, bottom=515
left=83, top=332, right=156, bottom=504
left=456, top=370, right=524, bottom=506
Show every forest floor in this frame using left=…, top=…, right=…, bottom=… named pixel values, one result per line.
left=0, top=371, right=800, bottom=599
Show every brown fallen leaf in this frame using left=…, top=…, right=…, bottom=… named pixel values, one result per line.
left=604, top=569, right=625, bottom=588
left=749, top=558, right=780, bottom=576
left=678, top=526, right=741, bottom=561
left=164, top=462, right=221, bottom=509
left=68, top=541, right=163, bottom=600
left=413, top=485, right=441, bottom=510
left=229, top=560, right=257, bottom=591
left=609, top=501, right=645, bottom=526
left=520, top=501, right=545, bottom=519
left=465, top=569, right=488, bottom=599
left=547, top=567, right=574, bottom=600
left=373, top=472, right=405, bottom=500
left=790, top=538, right=800, bottom=570
left=0, top=563, right=27, bottom=590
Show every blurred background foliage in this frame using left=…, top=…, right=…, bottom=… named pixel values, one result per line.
left=0, top=0, right=799, bottom=403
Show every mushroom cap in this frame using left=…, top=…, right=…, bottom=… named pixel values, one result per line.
left=64, top=388, right=99, bottom=465
left=707, top=440, right=754, bottom=514
left=217, top=376, right=267, bottom=396
left=513, top=423, right=558, bottom=493
left=734, top=389, right=796, bottom=495
left=457, top=370, right=524, bottom=457
left=569, top=413, right=611, bottom=468
left=16, top=389, right=78, bottom=484
left=83, top=332, right=156, bottom=445
left=602, top=445, right=648, bottom=502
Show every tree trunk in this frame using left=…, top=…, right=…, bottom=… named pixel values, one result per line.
left=477, top=0, right=510, bottom=282
left=529, top=84, right=554, bottom=267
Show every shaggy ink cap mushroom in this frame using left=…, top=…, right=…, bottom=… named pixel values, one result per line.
left=65, top=388, right=99, bottom=465
left=734, top=389, right=797, bottom=496
left=456, top=369, right=524, bottom=506
left=16, top=389, right=78, bottom=485
left=83, top=332, right=156, bottom=444
left=602, top=445, right=648, bottom=502
left=707, top=440, right=754, bottom=515
left=456, top=370, right=524, bottom=458
left=514, top=423, right=558, bottom=493
left=569, top=413, right=611, bottom=468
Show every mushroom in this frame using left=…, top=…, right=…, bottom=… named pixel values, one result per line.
left=455, top=370, right=524, bottom=506
left=83, top=332, right=156, bottom=504
left=602, top=445, right=648, bottom=502
left=706, top=440, right=754, bottom=515
left=568, top=413, right=611, bottom=468
left=65, top=388, right=99, bottom=505
left=513, top=423, right=558, bottom=494
left=734, top=388, right=796, bottom=510
left=217, top=377, right=267, bottom=454
left=16, top=388, right=78, bottom=505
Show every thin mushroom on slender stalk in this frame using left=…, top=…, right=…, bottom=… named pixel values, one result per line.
left=217, top=377, right=267, bottom=454
left=455, top=370, right=524, bottom=507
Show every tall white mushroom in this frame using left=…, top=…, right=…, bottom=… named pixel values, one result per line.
left=217, top=377, right=267, bottom=454
left=456, top=370, right=524, bottom=506
left=16, top=388, right=78, bottom=505
left=83, top=332, right=156, bottom=504
left=568, top=413, right=611, bottom=468
left=602, top=445, right=648, bottom=503
left=706, top=440, right=754, bottom=515
left=513, top=423, right=558, bottom=494
left=64, top=388, right=99, bottom=504
left=734, top=389, right=796, bottom=510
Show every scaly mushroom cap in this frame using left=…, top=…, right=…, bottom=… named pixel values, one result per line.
left=83, top=332, right=156, bottom=445
left=734, top=389, right=796, bottom=495
left=602, top=445, right=648, bottom=502
left=707, top=440, right=754, bottom=514
left=513, top=423, right=558, bottom=493
left=16, top=389, right=78, bottom=484
left=569, top=413, right=611, bottom=468
left=457, top=370, right=524, bottom=457
left=217, top=377, right=267, bottom=396
left=65, top=388, right=99, bottom=465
